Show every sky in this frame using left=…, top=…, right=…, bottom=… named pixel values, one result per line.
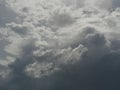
left=0, top=0, right=120, bottom=90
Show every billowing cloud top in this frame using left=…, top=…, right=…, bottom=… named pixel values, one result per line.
left=0, top=0, right=120, bottom=90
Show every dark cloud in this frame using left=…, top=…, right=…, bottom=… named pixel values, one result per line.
left=2, top=52, right=120, bottom=90
left=0, top=0, right=19, bottom=27
left=0, top=0, right=120, bottom=90
left=112, top=0, right=120, bottom=9
left=53, top=54, right=120, bottom=90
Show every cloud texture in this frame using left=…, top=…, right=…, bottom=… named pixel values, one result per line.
left=0, top=0, right=120, bottom=90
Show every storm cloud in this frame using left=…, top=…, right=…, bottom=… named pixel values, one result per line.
left=0, top=0, right=120, bottom=90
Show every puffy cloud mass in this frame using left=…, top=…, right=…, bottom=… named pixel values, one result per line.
left=0, top=0, right=120, bottom=90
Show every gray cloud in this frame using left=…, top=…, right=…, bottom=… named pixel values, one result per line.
left=0, top=0, right=20, bottom=27
left=0, top=0, right=120, bottom=90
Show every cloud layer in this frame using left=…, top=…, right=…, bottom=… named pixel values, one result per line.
left=0, top=0, right=120, bottom=90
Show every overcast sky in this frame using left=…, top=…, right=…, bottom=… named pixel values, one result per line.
left=0, top=0, right=120, bottom=90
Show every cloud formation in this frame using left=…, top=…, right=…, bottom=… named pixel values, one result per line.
left=0, top=0, right=120, bottom=90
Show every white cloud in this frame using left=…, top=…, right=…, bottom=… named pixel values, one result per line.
left=0, top=0, right=120, bottom=89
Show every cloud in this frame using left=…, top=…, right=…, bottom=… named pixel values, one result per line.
left=0, top=0, right=120, bottom=90
left=0, top=0, right=20, bottom=27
